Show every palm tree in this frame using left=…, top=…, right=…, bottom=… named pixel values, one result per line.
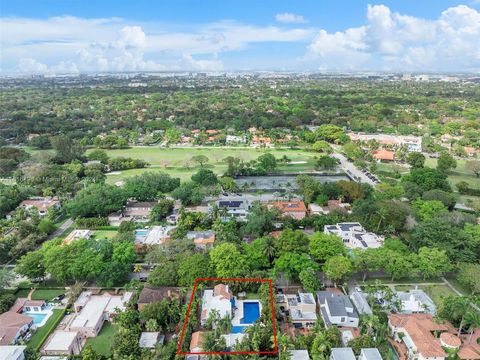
left=465, top=310, right=480, bottom=342
left=262, top=237, right=276, bottom=265
left=453, top=297, right=471, bottom=336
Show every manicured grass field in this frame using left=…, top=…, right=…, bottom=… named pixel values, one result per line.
left=84, top=322, right=118, bottom=356
left=31, top=289, right=65, bottom=301
left=27, top=308, right=65, bottom=351
left=425, top=158, right=480, bottom=189
left=86, top=146, right=320, bottom=183
left=93, top=230, right=118, bottom=240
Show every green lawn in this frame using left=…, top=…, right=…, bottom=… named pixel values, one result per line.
left=93, top=230, right=118, bottom=240
left=27, top=308, right=65, bottom=351
left=15, top=288, right=31, bottom=298
left=364, top=277, right=444, bottom=285
left=84, top=322, right=118, bottom=356
left=420, top=284, right=457, bottom=306
left=31, top=289, right=65, bottom=301
left=86, top=146, right=320, bottom=183
left=424, top=158, right=480, bottom=189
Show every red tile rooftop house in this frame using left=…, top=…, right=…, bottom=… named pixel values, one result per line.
left=372, top=149, right=395, bottom=162
left=271, top=201, right=307, bottom=220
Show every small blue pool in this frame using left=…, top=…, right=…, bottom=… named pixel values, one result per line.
left=241, top=301, right=260, bottom=324
left=231, top=325, right=247, bottom=333
left=25, top=312, right=48, bottom=325
left=135, top=229, right=149, bottom=236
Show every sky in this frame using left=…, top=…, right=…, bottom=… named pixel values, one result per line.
left=1, top=0, right=480, bottom=74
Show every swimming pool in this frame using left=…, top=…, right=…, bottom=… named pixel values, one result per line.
left=135, top=229, right=149, bottom=236
left=24, top=312, right=50, bottom=327
left=231, top=325, right=247, bottom=333
left=240, top=301, right=260, bottom=324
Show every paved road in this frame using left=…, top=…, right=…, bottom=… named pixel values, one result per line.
left=47, top=218, right=73, bottom=240
left=332, top=152, right=377, bottom=187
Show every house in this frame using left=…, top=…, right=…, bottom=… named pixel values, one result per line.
left=139, top=332, right=164, bottom=349
left=317, top=291, right=359, bottom=328
left=349, top=290, right=373, bottom=316
left=190, top=331, right=205, bottom=352
left=324, top=223, right=383, bottom=249
left=359, top=348, right=383, bottom=360
left=187, top=231, right=215, bottom=250
left=372, top=150, right=395, bottom=162
left=277, top=292, right=317, bottom=328
left=330, top=348, right=356, bottom=360
left=69, top=291, right=132, bottom=338
left=134, top=225, right=176, bottom=252
left=42, top=330, right=82, bottom=355
left=137, top=286, right=182, bottom=311
left=201, top=284, right=233, bottom=326
left=63, top=229, right=92, bottom=245
left=226, top=135, right=246, bottom=144
left=10, top=298, right=47, bottom=313
left=348, top=133, right=422, bottom=152
left=251, top=135, right=273, bottom=148
left=216, top=197, right=251, bottom=221
left=395, top=288, right=436, bottom=315
left=289, top=350, right=311, bottom=360
left=19, top=198, right=60, bottom=217
left=309, top=200, right=351, bottom=216
left=108, top=201, right=156, bottom=225
left=388, top=313, right=480, bottom=360
left=388, top=313, right=451, bottom=360
left=0, top=345, right=27, bottom=360
left=270, top=201, right=307, bottom=220
left=0, top=312, right=33, bottom=345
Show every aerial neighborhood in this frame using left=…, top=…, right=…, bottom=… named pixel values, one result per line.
left=1, top=71, right=480, bottom=360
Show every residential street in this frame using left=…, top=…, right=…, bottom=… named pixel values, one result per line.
left=332, top=152, right=377, bottom=187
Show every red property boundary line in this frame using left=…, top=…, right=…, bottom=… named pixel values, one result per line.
left=176, top=277, right=278, bottom=356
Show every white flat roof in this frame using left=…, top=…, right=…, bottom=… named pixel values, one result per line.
left=70, top=296, right=110, bottom=329
left=0, top=346, right=26, bottom=360
left=44, top=330, right=78, bottom=351
left=139, top=332, right=161, bottom=348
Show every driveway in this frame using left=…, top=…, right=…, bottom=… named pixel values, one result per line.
left=47, top=218, right=73, bottom=240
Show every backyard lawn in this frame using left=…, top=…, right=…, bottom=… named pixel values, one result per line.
left=85, top=322, right=118, bottom=356
left=85, top=146, right=320, bottom=183
left=93, top=230, right=118, bottom=240
left=31, top=289, right=65, bottom=301
left=27, top=308, right=65, bottom=351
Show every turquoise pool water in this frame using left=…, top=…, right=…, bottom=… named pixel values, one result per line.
left=25, top=312, right=48, bottom=326
left=240, top=302, right=260, bottom=324
left=135, top=229, right=149, bottom=236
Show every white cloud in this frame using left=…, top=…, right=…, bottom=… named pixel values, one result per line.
left=307, top=4, right=480, bottom=71
left=1, top=16, right=314, bottom=74
left=275, top=12, right=307, bottom=24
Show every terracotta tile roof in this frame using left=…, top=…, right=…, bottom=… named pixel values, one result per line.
left=389, top=314, right=448, bottom=358
left=440, top=332, right=462, bottom=348
left=373, top=149, right=395, bottom=161
left=20, top=198, right=59, bottom=212
left=272, top=201, right=307, bottom=214
left=190, top=331, right=204, bottom=351
left=0, top=312, right=33, bottom=345
left=458, top=346, right=480, bottom=360
left=214, top=284, right=232, bottom=300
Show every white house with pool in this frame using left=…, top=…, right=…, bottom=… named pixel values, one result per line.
left=200, top=284, right=261, bottom=347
